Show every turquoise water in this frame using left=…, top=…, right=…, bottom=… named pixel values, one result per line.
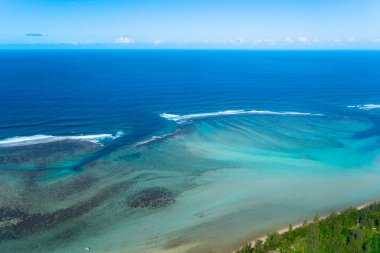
left=1, top=51, right=380, bottom=252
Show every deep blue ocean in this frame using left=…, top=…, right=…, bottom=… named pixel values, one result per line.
left=1, top=50, right=380, bottom=253
left=1, top=50, right=379, bottom=144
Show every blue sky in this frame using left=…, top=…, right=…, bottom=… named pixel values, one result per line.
left=1, top=0, right=380, bottom=49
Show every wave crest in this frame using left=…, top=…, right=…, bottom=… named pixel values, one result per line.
left=134, top=131, right=179, bottom=147
left=0, top=131, right=124, bottom=148
left=160, top=109, right=322, bottom=123
left=348, top=104, right=380, bottom=110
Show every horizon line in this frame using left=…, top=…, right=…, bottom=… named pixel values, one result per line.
left=1, top=48, right=380, bottom=51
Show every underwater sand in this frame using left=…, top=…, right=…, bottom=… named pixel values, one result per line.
left=1, top=112, right=380, bottom=253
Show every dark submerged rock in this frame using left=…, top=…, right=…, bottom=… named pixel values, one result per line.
left=0, top=181, right=130, bottom=240
left=0, top=140, right=99, bottom=168
left=128, top=187, right=175, bottom=209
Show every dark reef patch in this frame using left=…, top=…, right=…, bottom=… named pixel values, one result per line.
left=0, top=181, right=130, bottom=240
left=0, top=140, right=99, bottom=168
left=0, top=167, right=51, bottom=180
left=33, top=174, right=99, bottom=201
left=128, top=187, right=175, bottom=209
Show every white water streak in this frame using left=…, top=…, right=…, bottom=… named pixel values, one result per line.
left=160, top=109, right=323, bottom=123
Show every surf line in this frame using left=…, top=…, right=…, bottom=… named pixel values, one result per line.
left=0, top=131, right=124, bottom=148
left=160, top=109, right=323, bottom=123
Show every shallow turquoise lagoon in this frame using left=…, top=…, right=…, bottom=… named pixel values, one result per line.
left=2, top=111, right=380, bottom=253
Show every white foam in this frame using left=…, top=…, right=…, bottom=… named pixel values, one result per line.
left=134, top=131, right=178, bottom=147
left=0, top=131, right=124, bottom=148
left=160, top=109, right=322, bottom=123
left=348, top=104, right=380, bottom=110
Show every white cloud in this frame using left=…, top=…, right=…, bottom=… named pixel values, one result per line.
left=114, top=36, right=134, bottom=44
left=285, top=37, right=294, bottom=43
left=229, top=38, right=246, bottom=45
left=252, top=39, right=262, bottom=44
left=252, top=39, right=275, bottom=45
left=63, top=40, right=95, bottom=45
left=298, top=37, right=311, bottom=43
left=297, top=36, right=319, bottom=44
left=347, top=37, right=359, bottom=43
left=262, top=39, right=275, bottom=45
left=236, top=38, right=245, bottom=45
left=154, top=39, right=162, bottom=45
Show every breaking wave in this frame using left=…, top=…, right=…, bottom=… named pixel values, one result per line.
left=347, top=104, right=380, bottom=110
left=0, top=131, right=124, bottom=148
left=160, top=109, right=323, bottom=123
left=134, top=131, right=179, bottom=147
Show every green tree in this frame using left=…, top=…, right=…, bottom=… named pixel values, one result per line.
left=324, top=222, right=346, bottom=253
left=252, top=240, right=265, bottom=253
left=304, top=224, right=321, bottom=253
left=236, top=244, right=253, bottom=253
left=347, top=228, right=365, bottom=253
left=265, top=232, right=281, bottom=249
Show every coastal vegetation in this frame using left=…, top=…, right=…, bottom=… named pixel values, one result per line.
left=236, top=202, right=380, bottom=253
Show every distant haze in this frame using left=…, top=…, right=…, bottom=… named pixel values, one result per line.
left=1, top=0, right=380, bottom=49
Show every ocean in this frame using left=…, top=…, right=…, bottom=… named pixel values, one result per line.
left=1, top=50, right=380, bottom=252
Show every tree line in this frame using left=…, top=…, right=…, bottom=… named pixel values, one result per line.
left=236, top=202, right=380, bottom=253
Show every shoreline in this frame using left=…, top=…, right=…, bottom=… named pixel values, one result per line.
left=235, top=200, right=376, bottom=252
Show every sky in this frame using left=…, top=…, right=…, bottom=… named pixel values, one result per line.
left=1, top=0, right=380, bottom=49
